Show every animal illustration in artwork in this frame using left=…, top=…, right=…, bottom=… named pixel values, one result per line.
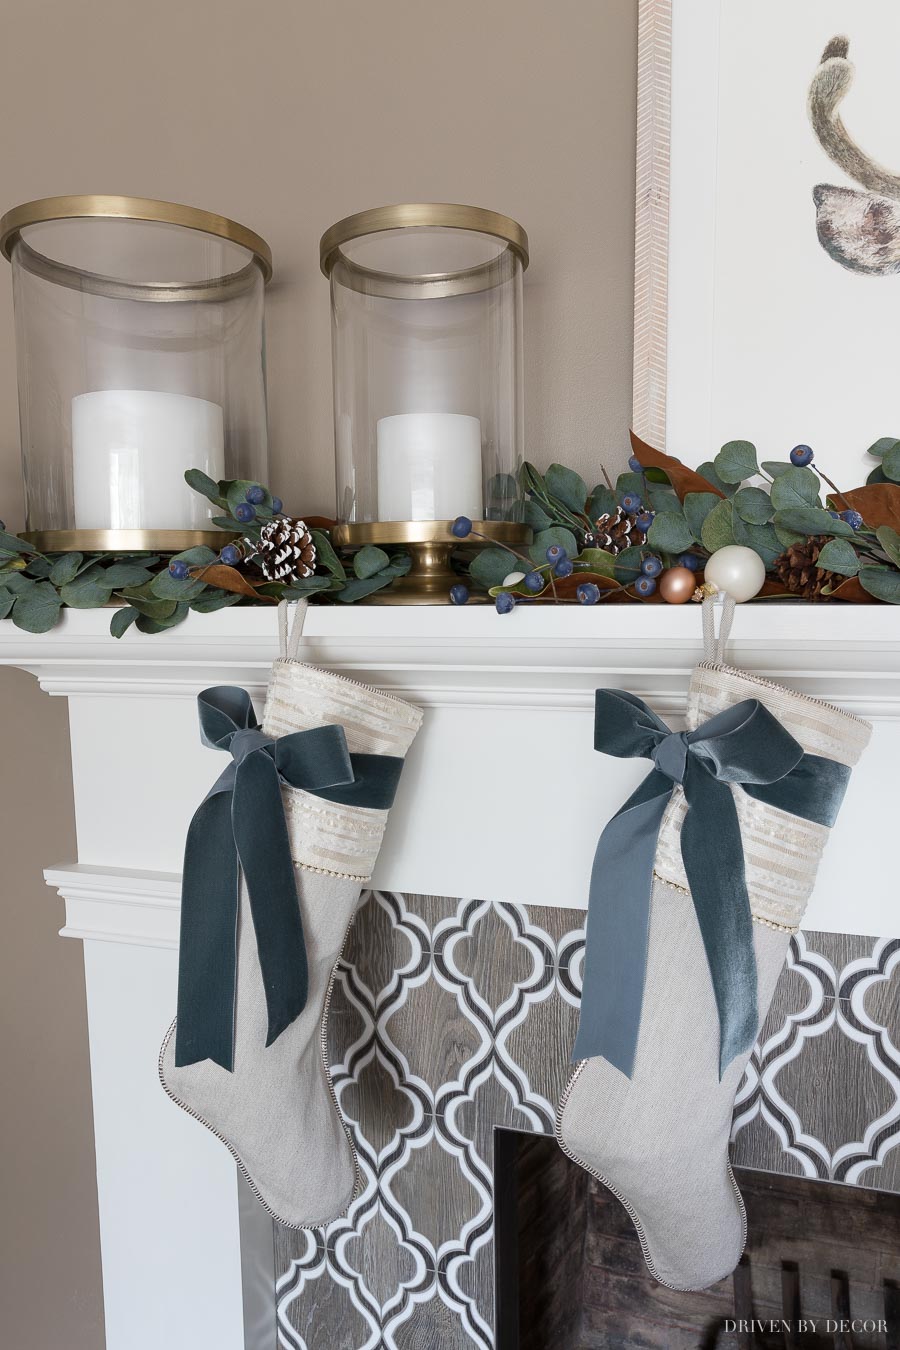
left=809, top=36, right=900, bottom=275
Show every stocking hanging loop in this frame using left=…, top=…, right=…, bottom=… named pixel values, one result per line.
left=278, top=598, right=309, bottom=662
left=702, top=592, right=736, bottom=663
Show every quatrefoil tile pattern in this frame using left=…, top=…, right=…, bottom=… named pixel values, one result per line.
left=274, top=895, right=900, bottom=1350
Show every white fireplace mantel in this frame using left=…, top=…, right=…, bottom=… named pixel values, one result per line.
left=2, top=603, right=899, bottom=1350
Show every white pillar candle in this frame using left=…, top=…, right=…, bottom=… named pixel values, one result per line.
left=376, top=413, right=484, bottom=522
left=72, top=390, right=225, bottom=531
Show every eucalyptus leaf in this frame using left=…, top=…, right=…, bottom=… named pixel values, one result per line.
left=816, top=538, right=861, bottom=577
left=697, top=462, right=737, bottom=497
left=875, top=525, right=900, bottom=567
left=714, top=439, right=758, bottom=484
left=282, top=576, right=335, bottom=598
left=0, top=529, right=35, bottom=555
left=646, top=486, right=682, bottom=515
left=614, top=545, right=644, bottom=582
left=118, top=588, right=178, bottom=620
left=353, top=544, right=390, bottom=579
left=859, top=567, right=900, bottom=603
left=102, top=560, right=156, bottom=588
left=225, top=480, right=275, bottom=518
left=529, top=526, right=578, bottom=564
left=519, top=462, right=549, bottom=500
left=586, top=486, right=617, bottom=521
left=615, top=471, right=645, bottom=501
left=310, top=529, right=346, bottom=581
left=770, top=466, right=821, bottom=510
left=135, top=602, right=191, bottom=633
left=11, top=581, right=62, bottom=632
left=544, top=463, right=588, bottom=514
left=760, top=461, right=792, bottom=479
left=59, top=564, right=114, bottom=609
left=683, top=492, right=721, bottom=541
left=700, top=499, right=736, bottom=552
left=189, top=591, right=244, bottom=613
left=2, top=572, right=35, bottom=594
left=184, top=468, right=228, bottom=507
left=646, top=511, right=694, bottom=555
left=868, top=465, right=889, bottom=485
left=469, top=546, right=519, bottom=588
left=731, top=515, right=782, bottom=567
left=0, top=589, right=14, bottom=620
left=109, top=606, right=139, bottom=638
left=773, top=521, right=806, bottom=548
left=522, top=498, right=553, bottom=530
left=49, top=552, right=84, bottom=587
left=26, top=556, right=53, bottom=578
left=171, top=545, right=218, bottom=567
left=772, top=507, right=858, bottom=538
left=883, top=444, right=900, bottom=482
left=336, top=572, right=397, bottom=603
left=866, top=437, right=900, bottom=458
left=149, top=570, right=208, bottom=601
left=733, top=486, right=774, bottom=525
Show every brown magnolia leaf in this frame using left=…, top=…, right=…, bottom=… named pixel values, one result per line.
left=827, top=576, right=875, bottom=603
left=189, top=563, right=280, bottom=603
left=629, top=430, right=725, bottom=502
left=833, top=483, right=900, bottom=532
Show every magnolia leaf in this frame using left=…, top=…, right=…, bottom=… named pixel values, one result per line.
left=646, top=511, right=693, bottom=555
left=859, top=567, right=900, bottom=603
left=49, top=553, right=84, bottom=586
left=770, top=467, right=821, bottom=510
left=816, top=538, right=860, bottom=576
left=715, top=439, right=758, bottom=484
left=574, top=549, right=618, bottom=579
left=469, top=546, right=519, bottom=589
left=188, top=564, right=279, bottom=603
left=733, top=486, right=774, bottom=525
left=700, top=499, right=736, bottom=552
left=544, top=463, right=588, bottom=513
left=110, top=606, right=139, bottom=637
left=683, top=492, right=721, bottom=541
left=838, top=484, right=900, bottom=532
left=629, top=431, right=724, bottom=502
left=11, top=581, right=62, bottom=632
left=773, top=507, right=858, bottom=538
left=353, top=544, right=390, bottom=580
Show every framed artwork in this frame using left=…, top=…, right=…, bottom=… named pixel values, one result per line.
left=633, top=0, right=900, bottom=481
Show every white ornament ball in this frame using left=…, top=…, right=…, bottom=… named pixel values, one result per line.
left=703, top=545, right=765, bottom=603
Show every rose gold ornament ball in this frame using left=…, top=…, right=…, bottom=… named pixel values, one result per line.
left=659, top=566, right=696, bottom=604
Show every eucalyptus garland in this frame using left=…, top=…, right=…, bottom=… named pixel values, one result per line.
left=3, top=435, right=899, bottom=636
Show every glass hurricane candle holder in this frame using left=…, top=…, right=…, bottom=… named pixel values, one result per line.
left=320, top=203, right=531, bottom=602
left=0, top=194, right=272, bottom=551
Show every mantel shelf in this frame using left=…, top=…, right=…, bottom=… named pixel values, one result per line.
left=2, top=604, right=899, bottom=716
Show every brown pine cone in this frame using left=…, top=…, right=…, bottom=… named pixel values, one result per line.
left=773, top=535, right=836, bottom=601
left=248, top=517, right=317, bottom=582
left=591, top=506, right=644, bottom=554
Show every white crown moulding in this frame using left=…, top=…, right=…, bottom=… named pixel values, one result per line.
left=1, top=604, right=900, bottom=718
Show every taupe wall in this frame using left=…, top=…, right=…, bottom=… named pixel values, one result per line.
left=0, top=2, right=637, bottom=1344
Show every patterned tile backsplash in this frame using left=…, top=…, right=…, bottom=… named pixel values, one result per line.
left=274, top=893, right=900, bottom=1350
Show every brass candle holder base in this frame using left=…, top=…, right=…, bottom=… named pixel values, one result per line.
left=19, top=528, right=235, bottom=553
left=329, top=519, right=532, bottom=605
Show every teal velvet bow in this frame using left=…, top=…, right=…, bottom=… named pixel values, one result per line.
left=572, top=689, right=851, bottom=1078
left=175, top=686, right=404, bottom=1072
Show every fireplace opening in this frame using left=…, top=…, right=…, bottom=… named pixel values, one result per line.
left=493, top=1128, right=900, bottom=1350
